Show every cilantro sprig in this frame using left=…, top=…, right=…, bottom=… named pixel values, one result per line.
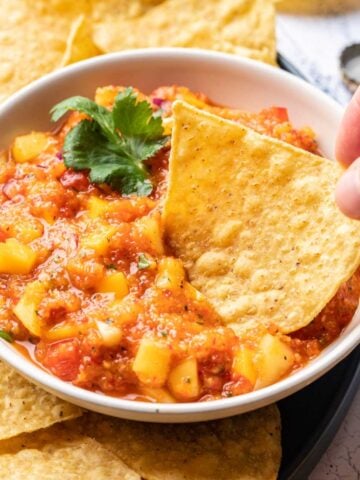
left=50, top=88, right=168, bottom=196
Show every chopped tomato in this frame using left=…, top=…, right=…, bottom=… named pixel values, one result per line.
left=60, top=169, right=90, bottom=191
left=267, top=106, right=289, bottom=122
left=39, top=339, right=81, bottom=382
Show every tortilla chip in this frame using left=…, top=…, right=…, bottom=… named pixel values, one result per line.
left=71, top=404, right=281, bottom=480
left=0, top=0, right=93, bottom=102
left=0, top=361, right=82, bottom=440
left=92, top=0, right=276, bottom=65
left=0, top=423, right=140, bottom=480
left=60, top=14, right=101, bottom=67
left=163, top=101, right=360, bottom=334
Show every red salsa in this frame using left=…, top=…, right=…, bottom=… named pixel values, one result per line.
left=0, top=85, right=358, bottom=403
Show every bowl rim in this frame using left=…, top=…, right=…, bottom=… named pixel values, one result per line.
left=0, top=47, right=357, bottom=420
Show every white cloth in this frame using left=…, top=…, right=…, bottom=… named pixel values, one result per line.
left=277, top=11, right=360, bottom=105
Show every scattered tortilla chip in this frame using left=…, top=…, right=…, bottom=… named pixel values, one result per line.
left=0, top=361, right=82, bottom=440
left=163, top=101, right=360, bottom=334
left=71, top=404, right=281, bottom=480
left=0, top=0, right=93, bottom=102
left=0, top=423, right=140, bottom=480
left=91, top=0, right=277, bottom=65
left=60, top=14, right=101, bottom=67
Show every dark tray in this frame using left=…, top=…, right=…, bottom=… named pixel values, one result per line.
left=277, top=52, right=360, bottom=479
left=279, top=346, right=360, bottom=479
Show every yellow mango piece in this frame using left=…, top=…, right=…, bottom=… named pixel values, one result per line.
left=87, top=196, right=112, bottom=218
left=12, top=132, right=49, bottom=163
left=233, top=345, right=257, bottom=386
left=13, top=281, right=48, bottom=336
left=81, top=225, right=116, bottom=255
left=168, top=357, right=200, bottom=401
left=96, top=320, right=122, bottom=347
left=155, top=257, right=185, bottom=290
left=162, top=117, right=173, bottom=136
left=183, top=281, right=206, bottom=302
left=136, top=214, right=164, bottom=255
left=45, top=322, right=86, bottom=342
left=95, top=86, right=120, bottom=107
left=97, top=271, right=128, bottom=299
left=182, top=91, right=208, bottom=109
left=132, top=338, right=171, bottom=388
left=0, top=238, right=37, bottom=274
left=255, top=334, right=295, bottom=389
left=13, top=217, right=44, bottom=243
left=140, top=386, right=176, bottom=403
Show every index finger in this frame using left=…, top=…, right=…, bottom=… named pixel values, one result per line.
left=336, top=86, right=360, bottom=166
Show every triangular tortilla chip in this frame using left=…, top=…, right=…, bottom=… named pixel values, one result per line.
left=0, top=422, right=140, bottom=480
left=0, top=361, right=82, bottom=440
left=164, top=101, right=360, bottom=334
left=70, top=404, right=281, bottom=480
left=60, top=14, right=101, bottom=67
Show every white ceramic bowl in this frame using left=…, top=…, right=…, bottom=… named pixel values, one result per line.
left=0, top=48, right=358, bottom=423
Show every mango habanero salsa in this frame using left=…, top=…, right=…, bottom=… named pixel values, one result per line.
left=0, top=85, right=358, bottom=403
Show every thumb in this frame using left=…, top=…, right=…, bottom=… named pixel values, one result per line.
left=336, top=87, right=360, bottom=166
left=335, top=157, right=360, bottom=219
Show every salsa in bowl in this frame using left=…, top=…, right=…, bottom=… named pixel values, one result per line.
left=0, top=49, right=358, bottom=422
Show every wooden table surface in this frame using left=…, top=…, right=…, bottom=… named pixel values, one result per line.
left=277, top=10, right=360, bottom=479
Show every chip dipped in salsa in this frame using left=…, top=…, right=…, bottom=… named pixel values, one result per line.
left=0, top=85, right=359, bottom=403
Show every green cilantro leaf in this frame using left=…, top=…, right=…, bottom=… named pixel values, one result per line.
left=51, top=96, right=118, bottom=144
left=113, top=88, right=164, bottom=139
left=0, top=330, right=13, bottom=343
left=138, top=253, right=151, bottom=270
left=50, top=88, right=167, bottom=196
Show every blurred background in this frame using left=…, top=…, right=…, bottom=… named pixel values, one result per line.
left=277, top=0, right=360, bottom=104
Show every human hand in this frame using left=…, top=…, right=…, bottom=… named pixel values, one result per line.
left=335, top=87, right=360, bottom=218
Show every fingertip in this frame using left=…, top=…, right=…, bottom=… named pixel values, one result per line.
left=335, top=87, right=360, bottom=167
left=335, top=158, right=360, bottom=219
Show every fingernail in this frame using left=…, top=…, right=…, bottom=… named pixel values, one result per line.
left=335, top=157, right=360, bottom=219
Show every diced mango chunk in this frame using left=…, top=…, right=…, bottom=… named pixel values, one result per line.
left=95, top=86, right=120, bottom=107
left=87, top=196, right=112, bottom=218
left=140, top=386, right=176, bottom=403
left=162, top=117, right=173, bottom=136
left=156, top=257, right=185, bottom=290
left=168, top=357, right=200, bottom=401
left=107, top=298, right=141, bottom=326
left=1, top=213, right=44, bottom=244
left=96, top=320, right=122, bottom=347
left=81, top=225, right=116, bottom=255
left=0, top=238, right=37, bottom=274
left=184, top=281, right=206, bottom=302
left=97, top=271, right=129, bottom=299
left=12, top=132, right=49, bottom=163
left=45, top=322, right=84, bottom=342
left=136, top=213, right=164, bottom=255
left=14, top=218, right=43, bottom=243
left=181, top=89, right=208, bottom=109
left=255, top=334, right=295, bottom=389
left=13, top=280, right=48, bottom=336
left=232, top=345, right=257, bottom=386
left=132, top=338, right=171, bottom=387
